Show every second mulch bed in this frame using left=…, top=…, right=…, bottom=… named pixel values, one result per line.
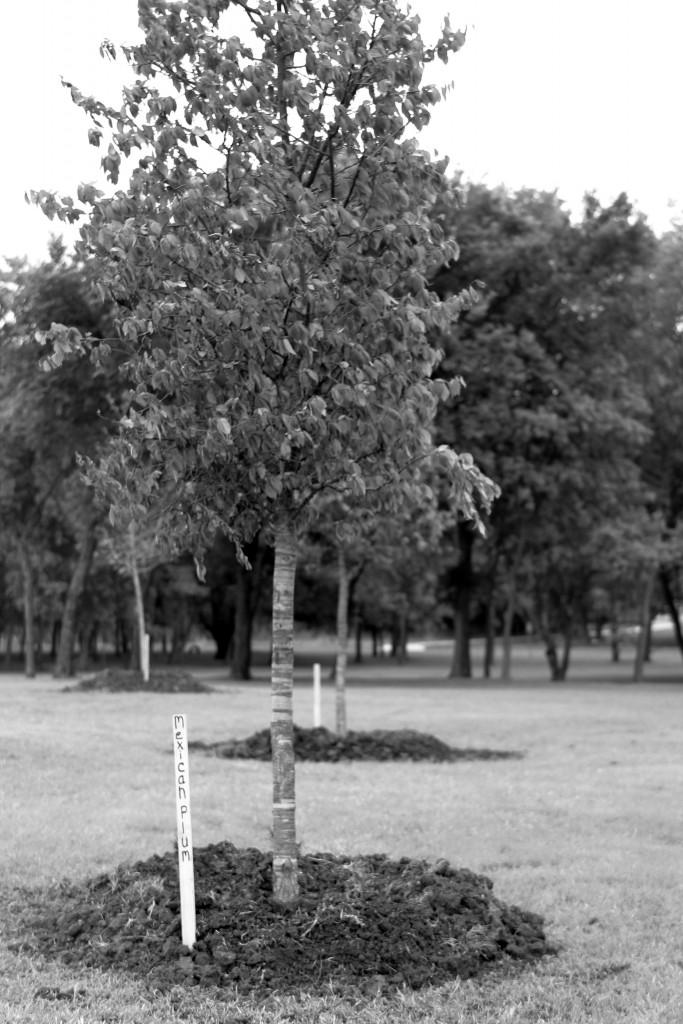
left=191, top=724, right=522, bottom=762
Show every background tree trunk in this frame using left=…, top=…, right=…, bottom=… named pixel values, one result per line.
left=231, top=536, right=267, bottom=681
left=658, top=566, right=683, bottom=659
left=231, top=562, right=253, bottom=680
left=633, top=570, right=656, bottom=682
left=128, top=526, right=147, bottom=678
left=558, top=624, right=572, bottom=680
left=54, top=516, right=97, bottom=677
left=500, top=535, right=523, bottom=680
left=483, top=602, right=495, bottom=678
left=609, top=593, right=621, bottom=663
left=449, top=520, right=475, bottom=679
left=4, top=624, right=14, bottom=665
left=500, top=576, right=517, bottom=680
left=18, top=542, right=36, bottom=678
left=270, top=519, right=298, bottom=905
left=335, top=546, right=349, bottom=737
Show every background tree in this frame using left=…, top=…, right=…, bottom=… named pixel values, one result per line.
left=0, top=245, right=118, bottom=676
left=434, top=185, right=655, bottom=679
left=638, top=225, right=683, bottom=656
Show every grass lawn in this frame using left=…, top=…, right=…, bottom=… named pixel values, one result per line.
left=1, top=638, right=682, bottom=1022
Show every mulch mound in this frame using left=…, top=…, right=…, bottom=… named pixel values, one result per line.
left=13, top=841, right=552, bottom=996
left=62, top=668, right=212, bottom=694
left=191, top=725, right=522, bottom=762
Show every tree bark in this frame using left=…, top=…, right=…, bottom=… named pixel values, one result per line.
left=54, top=515, right=97, bottom=677
left=231, top=536, right=267, bottom=681
left=483, top=600, right=495, bottom=678
left=500, top=576, right=518, bottom=681
left=271, top=518, right=298, bottom=904
left=500, top=535, right=525, bottom=680
left=18, top=542, right=36, bottom=678
left=128, top=525, right=147, bottom=678
left=4, top=623, right=14, bottom=665
left=658, top=566, right=683, bottom=659
left=335, top=546, right=349, bottom=737
left=535, top=588, right=572, bottom=681
left=608, top=593, right=621, bottom=663
left=231, top=561, right=253, bottom=680
left=449, top=520, right=475, bottom=679
left=392, top=602, right=408, bottom=662
left=633, top=570, right=656, bottom=682
left=353, top=609, right=362, bottom=663
left=558, top=624, right=572, bottom=680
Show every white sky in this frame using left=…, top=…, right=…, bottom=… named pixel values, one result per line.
left=2, top=0, right=683, bottom=264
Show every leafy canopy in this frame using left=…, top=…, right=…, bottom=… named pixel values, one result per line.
left=32, top=0, right=495, bottom=550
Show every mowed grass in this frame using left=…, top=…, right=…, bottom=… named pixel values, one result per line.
left=1, top=639, right=683, bottom=1023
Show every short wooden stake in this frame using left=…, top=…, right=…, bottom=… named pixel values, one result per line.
left=142, top=633, right=151, bottom=682
left=313, top=662, right=322, bottom=727
left=172, top=713, right=196, bottom=948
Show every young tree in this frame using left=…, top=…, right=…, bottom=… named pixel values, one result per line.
left=33, top=0, right=494, bottom=902
left=306, top=467, right=449, bottom=735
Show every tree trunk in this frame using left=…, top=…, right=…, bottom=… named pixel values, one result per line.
left=392, top=602, right=408, bottom=662
left=353, top=609, right=362, bottom=663
left=208, top=589, right=235, bottom=661
left=231, top=562, right=253, bottom=680
left=633, top=570, right=655, bottom=682
left=347, top=564, right=364, bottom=665
left=270, top=519, right=298, bottom=905
left=54, top=516, right=97, bottom=677
left=544, top=633, right=561, bottom=680
left=18, top=542, right=36, bottom=678
left=609, top=594, right=621, bottom=663
left=335, top=546, right=349, bottom=737
left=535, top=590, right=561, bottom=681
left=4, top=623, right=14, bottom=665
left=231, top=537, right=266, bottom=681
left=128, top=526, right=147, bottom=678
left=500, top=577, right=517, bottom=681
left=482, top=556, right=499, bottom=679
left=500, top=535, right=524, bottom=681
left=483, top=602, right=495, bottom=678
left=558, top=624, right=572, bottom=680
left=449, top=520, right=475, bottom=679
left=658, top=566, right=683, bottom=659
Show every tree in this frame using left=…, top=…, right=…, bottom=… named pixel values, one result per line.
left=83, top=442, right=180, bottom=678
left=305, top=467, right=448, bottom=735
left=638, top=225, right=683, bottom=657
left=33, top=0, right=494, bottom=901
left=0, top=248, right=117, bottom=676
left=435, top=185, right=655, bottom=679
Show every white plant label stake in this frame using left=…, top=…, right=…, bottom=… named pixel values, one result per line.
left=142, top=633, right=151, bottom=683
left=313, top=662, right=322, bottom=727
left=173, top=713, right=196, bottom=948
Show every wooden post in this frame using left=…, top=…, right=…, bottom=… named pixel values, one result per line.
left=142, top=633, right=151, bottom=683
left=172, top=713, right=196, bottom=948
left=313, top=662, right=321, bottom=727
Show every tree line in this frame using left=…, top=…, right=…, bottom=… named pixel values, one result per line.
left=3, top=186, right=682, bottom=683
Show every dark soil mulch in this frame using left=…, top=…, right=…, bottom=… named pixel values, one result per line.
left=63, top=668, right=212, bottom=693
left=13, top=842, right=552, bottom=996
left=191, top=725, right=522, bottom=762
